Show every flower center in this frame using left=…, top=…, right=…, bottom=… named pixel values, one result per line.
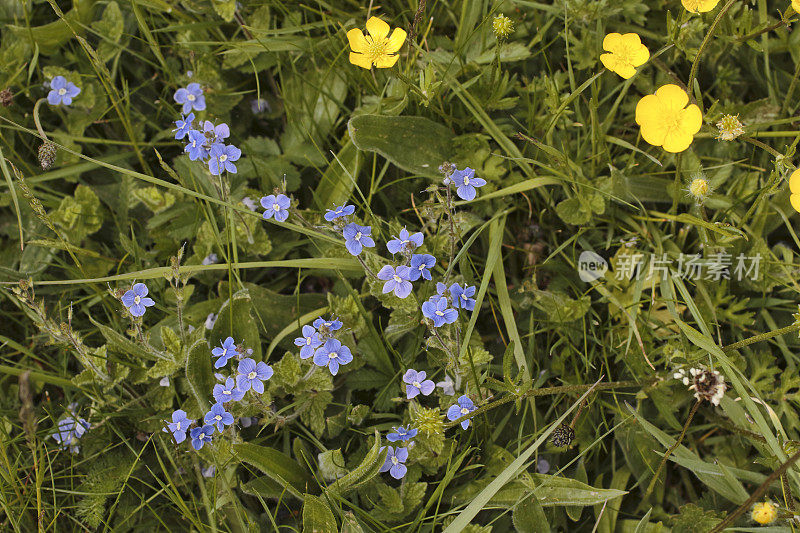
left=393, top=274, right=402, bottom=282
left=435, top=310, right=444, bottom=316
left=215, top=415, right=221, bottom=421
left=198, top=432, right=205, bottom=439
left=460, top=407, right=469, bottom=415
left=391, top=456, right=399, bottom=465
left=273, top=203, right=281, bottom=211
left=219, top=154, right=227, bottom=162
left=187, top=94, right=196, bottom=101
left=306, top=337, right=312, bottom=345
left=329, top=351, right=338, bottom=359
left=355, top=231, right=362, bottom=240
left=223, top=389, right=231, bottom=395
left=134, top=295, right=141, bottom=304
left=464, top=177, right=470, bottom=185
left=58, top=88, right=67, bottom=96
left=248, top=371, right=257, bottom=379
left=175, top=422, right=181, bottom=430
left=365, top=36, right=390, bottom=63
left=418, top=264, right=425, bottom=271
left=412, top=381, right=421, bottom=388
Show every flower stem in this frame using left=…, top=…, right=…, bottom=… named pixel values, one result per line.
left=644, top=399, right=701, bottom=499
left=32, top=98, right=49, bottom=142
left=721, top=323, right=800, bottom=352
left=687, top=0, right=737, bottom=98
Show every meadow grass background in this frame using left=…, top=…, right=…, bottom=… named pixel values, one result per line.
left=2, top=0, right=800, bottom=531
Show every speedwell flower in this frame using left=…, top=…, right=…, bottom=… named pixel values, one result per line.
left=422, top=296, right=458, bottom=327
left=436, top=374, right=456, bottom=396
left=236, top=358, right=274, bottom=394
left=212, top=377, right=245, bottom=403
left=204, top=403, right=234, bottom=432
left=294, top=325, right=322, bottom=359
left=387, top=227, right=423, bottom=255
left=203, top=121, right=230, bottom=144
left=122, top=283, right=155, bottom=317
left=635, top=84, right=702, bottom=153
left=163, top=409, right=192, bottom=444
left=173, top=113, right=195, bottom=140
left=343, top=223, right=375, bottom=256
left=47, top=76, right=81, bottom=106
left=174, top=83, right=206, bottom=114
left=212, top=337, right=239, bottom=369
left=347, top=16, right=406, bottom=70
left=409, top=254, right=436, bottom=281
left=184, top=130, right=209, bottom=161
left=52, top=416, right=90, bottom=453
left=447, top=395, right=476, bottom=429
left=681, top=0, right=720, bottom=13
left=379, top=446, right=409, bottom=479
left=313, top=338, right=353, bottom=376
left=450, top=283, right=477, bottom=310
left=790, top=169, right=800, bottom=213
left=313, top=316, right=343, bottom=332
left=261, top=194, right=291, bottom=222
left=324, top=203, right=355, bottom=221
left=208, top=143, right=241, bottom=175
left=377, top=265, right=414, bottom=298
left=387, top=426, right=418, bottom=442
left=189, top=425, right=214, bottom=450
left=599, top=33, right=649, bottom=80
left=451, top=167, right=486, bottom=200
left=403, top=369, right=435, bottom=399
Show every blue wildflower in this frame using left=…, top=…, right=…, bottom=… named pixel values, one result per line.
left=163, top=409, right=192, bottom=444
left=450, top=283, right=477, bottom=311
left=121, top=283, right=155, bottom=317
left=403, top=369, right=435, bottom=399
left=386, top=426, right=418, bottom=443
left=343, top=223, right=375, bottom=256
left=189, top=425, right=214, bottom=450
left=208, top=143, right=241, bottom=175
left=379, top=446, right=408, bottom=479
left=421, top=296, right=458, bottom=327
left=447, top=395, right=476, bottom=429
left=211, top=337, right=239, bottom=369
left=324, top=203, right=356, bottom=221
left=201, top=464, right=216, bottom=477
left=409, top=254, right=436, bottom=281
left=437, top=374, right=457, bottom=396
left=386, top=227, right=424, bottom=255
left=184, top=129, right=209, bottom=161
left=314, top=317, right=343, bottom=335
left=251, top=98, right=270, bottom=114
left=376, top=265, right=413, bottom=298
left=212, top=377, right=245, bottom=404
left=202, top=120, right=230, bottom=143
left=294, top=325, right=322, bottom=359
left=174, top=83, right=206, bottom=114
left=204, top=403, right=234, bottom=432
left=52, top=416, right=90, bottom=453
left=260, top=194, right=291, bottom=222
left=236, top=358, right=274, bottom=394
left=451, top=167, right=486, bottom=201
left=312, top=338, right=353, bottom=376
left=173, top=113, right=195, bottom=140
left=47, top=76, right=81, bottom=106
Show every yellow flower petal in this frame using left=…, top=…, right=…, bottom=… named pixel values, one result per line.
left=385, top=27, right=407, bottom=54
left=630, top=44, right=650, bottom=66
left=599, top=53, right=618, bottom=72
left=640, top=121, right=669, bottom=147
left=789, top=169, right=800, bottom=194
left=635, top=95, right=663, bottom=126
left=365, top=16, right=390, bottom=41
left=655, top=84, right=689, bottom=110
left=791, top=193, right=800, bottom=214
left=602, top=33, right=623, bottom=52
left=349, top=51, right=374, bottom=69
left=794, top=0, right=800, bottom=13
left=347, top=28, right=368, bottom=53
left=615, top=64, right=636, bottom=79
left=681, top=0, right=721, bottom=12
left=374, top=54, right=400, bottom=68
left=662, top=131, right=693, bottom=153
left=680, top=104, right=703, bottom=135
left=621, top=33, right=642, bottom=48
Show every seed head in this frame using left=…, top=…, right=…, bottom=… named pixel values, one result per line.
left=673, top=367, right=726, bottom=405
left=0, top=88, right=13, bottom=107
left=38, top=142, right=57, bottom=170
left=492, top=14, right=515, bottom=40
left=411, top=406, right=444, bottom=436
left=716, top=114, right=745, bottom=141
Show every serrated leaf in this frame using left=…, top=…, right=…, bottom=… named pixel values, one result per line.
left=234, top=443, right=314, bottom=499
left=348, top=115, right=454, bottom=178
left=302, top=494, right=337, bottom=533
left=211, top=0, right=236, bottom=21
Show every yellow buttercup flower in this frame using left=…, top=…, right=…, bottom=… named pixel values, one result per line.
left=635, top=84, right=702, bottom=153
left=751, top=501, right=778, bottom=525
left=794, top=0, right=800, bottom=12
left=347, top=16, right=407, bottom=69
left=682, top=0, right=721, bottom=13
left=789, top=169, right=800, bottom=213
left=599, top=33, right=649, bottom=79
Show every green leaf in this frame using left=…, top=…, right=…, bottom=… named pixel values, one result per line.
left=348, top=115, right=454, bottom=178
left=325, top=430, right=385, bottom=497
left=233, top=443, right=314, bottom=500
left=512, top=494, right=550, bottom=533
left=211, top=0, right=236, bottom=21
left=185, top=339, right=212, bottom=416
left=210, top=289, right=262, bottom=360
left=302, top=494, right=338, bottom=533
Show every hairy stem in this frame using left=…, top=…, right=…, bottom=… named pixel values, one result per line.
left=644, top=400, right=701, bottom=499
